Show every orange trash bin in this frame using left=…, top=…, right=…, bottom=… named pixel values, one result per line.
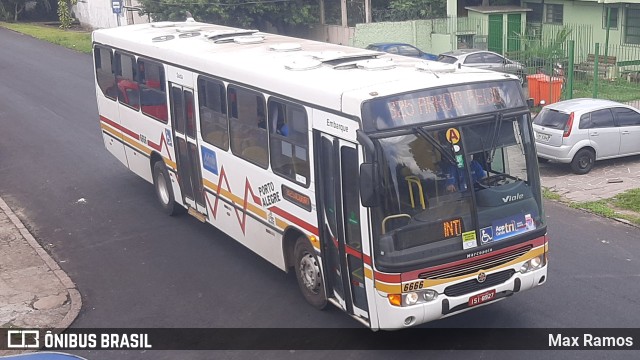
left=526, top=74, right=547, bottom=106
left=539, top=76, right=563, bottom=105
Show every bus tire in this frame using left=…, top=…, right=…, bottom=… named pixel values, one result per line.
left=153, top=161, right=182, bottom=216
left=293, top=237, right=327, bottom=310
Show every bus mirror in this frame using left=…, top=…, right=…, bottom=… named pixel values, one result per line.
left=360, top=163, right=379, bottom=207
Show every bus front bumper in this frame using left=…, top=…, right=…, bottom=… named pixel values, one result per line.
left=374, top=265, right=547, bottom=330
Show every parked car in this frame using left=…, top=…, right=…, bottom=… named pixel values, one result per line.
left=532, top=98, right=640, bottom=174
left=437, top=49, right=526, bottom=85
left=366, top=43, right=438, bottom=60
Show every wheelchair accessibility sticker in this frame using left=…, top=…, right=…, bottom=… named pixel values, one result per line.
left=480, top=226, right=493, bottom=244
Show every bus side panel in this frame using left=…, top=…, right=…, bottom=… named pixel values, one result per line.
left=199, top=143, right=287, bottom=270
left=119, top=105, right=154, bottom=184
left=97, top=88, right=129, bottom=167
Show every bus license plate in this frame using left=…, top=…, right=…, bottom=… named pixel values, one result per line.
left=468, top=290, right=496, bottom=307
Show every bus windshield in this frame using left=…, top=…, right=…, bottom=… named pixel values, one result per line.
left=368, top=114, right=543, bottom=271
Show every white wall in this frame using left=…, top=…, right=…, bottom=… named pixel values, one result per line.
left=74, top=0, right=149, bottom=30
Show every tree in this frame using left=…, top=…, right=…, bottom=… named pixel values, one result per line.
left=0, top=0, right=51, bottom=22
left=372, top=0, right=447, bottom=22
left=57, top=0, right=76, bottom=28
left=137, top=0, right=318, bottom=35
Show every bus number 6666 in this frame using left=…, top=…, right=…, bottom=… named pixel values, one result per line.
left=403, top=281, right=424, bottom=292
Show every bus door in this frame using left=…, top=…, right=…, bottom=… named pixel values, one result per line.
left=169, top=84, right=207, bottom=216
left=316, top=132, right=369, bottom=320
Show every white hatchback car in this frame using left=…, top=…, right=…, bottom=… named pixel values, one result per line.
left=533, top=98, right=640, bottom=174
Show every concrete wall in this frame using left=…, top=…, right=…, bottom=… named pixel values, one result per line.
left=74, top=0, right=148, bottom=30
left=351, top=20, right=443, bottom=54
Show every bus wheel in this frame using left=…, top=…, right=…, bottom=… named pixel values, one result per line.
left=153, top=161, right=182, bottom=216
left=293, top=237, right=327, bottom=309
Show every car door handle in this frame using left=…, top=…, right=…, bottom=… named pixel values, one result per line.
left=590, top=132, right=599, bottom=136
left=621, top=130, right=630, bottom=135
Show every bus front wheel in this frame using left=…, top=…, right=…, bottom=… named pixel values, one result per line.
left=293, top=237, right=327, bottom=310
left=153, top=161, right=182, bottom=216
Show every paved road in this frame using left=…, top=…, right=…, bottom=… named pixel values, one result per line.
left=1, top=27, right=639, bottom=359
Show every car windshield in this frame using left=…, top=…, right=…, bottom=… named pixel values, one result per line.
left=368, top=115, right=543, bottom=271
left=533, top=108, right=570, bottom=129
left=437, top=55, right=458, bottom=64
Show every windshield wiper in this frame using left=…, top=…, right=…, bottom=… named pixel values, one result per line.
left=414, top=127, right=458, bottom=165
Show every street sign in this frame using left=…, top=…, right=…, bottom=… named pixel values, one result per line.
left=112, top=0, right=122, bottom=14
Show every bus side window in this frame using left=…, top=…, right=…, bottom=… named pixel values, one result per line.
left=228, top=85, right=268, bottom=168
left=137, top=58, right=167, bottom=123
left=198, top=77, right=228, bottom=150
left=94, top=46, right=116, bottom=100
left=268, top=99, right=309, bottom=186
left=115, top=52, right=140, bottom=110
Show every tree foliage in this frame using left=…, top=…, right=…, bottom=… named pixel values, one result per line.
left=372, top=0, right=447, bottom=22
left=57, top=0, right=76, bottom=28
left=0, top=0, right=51, bottom=21
left=137, top=0, right=318, bottom=35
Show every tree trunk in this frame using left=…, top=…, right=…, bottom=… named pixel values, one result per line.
left=482, top=0, right=490, bottom=6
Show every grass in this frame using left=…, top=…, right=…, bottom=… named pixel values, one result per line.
left=0, top=22, right=92, bottom=54
left=566, top=194, right=640, bottom=226
left=542, top=187, right=562, bottom=201
left=570, top=77, right=640, bottom=103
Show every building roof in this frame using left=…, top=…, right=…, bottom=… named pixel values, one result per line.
left=465, top=6, right=532, bottom=14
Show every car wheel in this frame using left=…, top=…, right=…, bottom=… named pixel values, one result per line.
left=570, top=148, right=595, bottom=175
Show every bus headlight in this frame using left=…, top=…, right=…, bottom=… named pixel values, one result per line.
left=520, top=255, right=546, bottom=274
left=423, top=289, right=438, bottom=301
left=388, top=289, right=439, bottom=307
left=405, top=292, right=419, bottom=305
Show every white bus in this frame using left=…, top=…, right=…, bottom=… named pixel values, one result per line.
left=92, top=19, right=548, bottom=330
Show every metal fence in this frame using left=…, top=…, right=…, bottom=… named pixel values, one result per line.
left=505, top=25, right=640, bottom=107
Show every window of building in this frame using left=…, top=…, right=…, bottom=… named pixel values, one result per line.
left=137, top=58, right=167, bottom=123
left=527, top=3, right=543, bottom=23
left=625, top=8, right=640, bottom=45
left=268, top=99, right=310, bottom=186
left=228, top=86, right=268, bottom=168
left=545, top=4, right=563, bottom=25
left=94, top=46, right=116, bottom=100
left=198, top=77, right=228, bottom=150
left=115, top=52, right=140, bottom=110
left=602, top=6, right=619, bottom=29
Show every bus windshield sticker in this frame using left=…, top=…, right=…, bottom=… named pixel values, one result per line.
left=201, top=147, right=218, bottom=175
left=282, top=184, right=312, bottom=211
left=482, top=213, right=537, bottom=244
left=362, top=80, right=525, bottom=131
left=462, top=230, right=478, bottom=250
left=445, top=128, right=460, bottom=144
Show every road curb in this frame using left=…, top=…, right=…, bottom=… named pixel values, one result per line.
left=0, top=196, right=82, bottom=330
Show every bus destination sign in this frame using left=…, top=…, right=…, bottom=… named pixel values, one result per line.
left=362, top=81, right=525, bottom=131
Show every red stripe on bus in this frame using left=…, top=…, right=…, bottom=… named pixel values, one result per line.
left=100, top=115, right=172, bottom=161
left=269, top=206, right=319, bottom=236
left=100, top=115, right=139, bottom=141
left=400, top=236, right=547, bottom=281
left=373, top=235, right=546, bottom=284
left=345, top=244, right=361, bottom=258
